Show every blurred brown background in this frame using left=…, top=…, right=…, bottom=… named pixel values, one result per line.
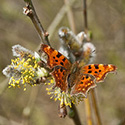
left=0, top=0, right=125, bottom=125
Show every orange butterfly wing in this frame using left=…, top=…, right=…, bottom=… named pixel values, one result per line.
left=82, top=64, right=116, bottom=82
left=40, top=44, right=117, bottom=94
left=71, top=74, right=96, bottom=97
left=41, top=44, right=72, bottom=91
left=51, top=66, right=69, bottom=91
left=41, top=44, right=72, bottom=69
left=70, top=64, right=116, bottom=96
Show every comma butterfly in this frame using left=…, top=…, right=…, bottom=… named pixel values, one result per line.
left=40, top=44, right=116, bottom=97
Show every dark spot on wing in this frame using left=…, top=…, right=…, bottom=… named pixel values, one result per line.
left=99, top=70, right=101, bottom=72
left=55, top=60, right=58, bottom=62
left=86, top=75, right=89, bottom=79
left=88, top=71, right=92, bottom=73
left=56, top=53, right=62, bottom=58
left=95, top=71, right=98, bottom=73
left=60, top=62, right=64, bottom=66
left=53, top=57, right=55, bottom=59
left=81, top=82, right=83, bottom=84
left=88, top=65, right=91, bottom=69
left=94, top=65, right=99, bottom=69
left=62, top=58, right=66, bottom=62
left=60, top=68, right=63, bottom=72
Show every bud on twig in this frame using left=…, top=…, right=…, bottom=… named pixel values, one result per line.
left=58, top=103, right=67, bottom=118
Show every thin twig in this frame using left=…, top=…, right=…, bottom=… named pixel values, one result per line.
left=64, top=0, right=76, bottom=34
left=83, top=0, right=102, bottom=124
left=90, top=90, right=102, bottom=125
left=65, top=1, right=82, bottom=124
left=83, top=0, right=88, bottom=32
left=47, top=5, right=66, bottom=40
left=23, top=0, right=50, bottom=46
left=68, top=103, right=82, bottom=125
left=84, top=98, right=93, bottom=125
left=83, top=0, right=93, bottom=124
left=47, top=0, right=76, bottom=40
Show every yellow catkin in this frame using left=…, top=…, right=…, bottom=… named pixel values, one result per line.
left=24, top=88, right=26, bottom=91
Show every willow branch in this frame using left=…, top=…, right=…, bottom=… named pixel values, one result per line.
left=23, top=0, right=50, bottom=46
left=64, top=0, right=76, bottom=34
left=83, top=0, right=102, bottom=124
left=83, top=0, right=88, bottom=32
left=64, top=1, right=82, bottom=124
left=83, top=0, right=93, bottom=124
left=90, top=90, right=102, bottom=125
left=84, top=98, right=92, bottom=125
left=68, top=103, right=82, bottom=125
left=48, top=0, right=76, bottom=40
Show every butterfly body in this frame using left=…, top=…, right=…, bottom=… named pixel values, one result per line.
left=40, top=44, right=116, bottom=97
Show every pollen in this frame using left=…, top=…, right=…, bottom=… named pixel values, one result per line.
left=3, top=47, right=50, bottom=90
left=45, top=78, right=85, bottom=107
left=50, top=79, right=54, bottom=84
left=88, top=83, right=91, bottom=86
left=24, top=88, right=26, bottom=91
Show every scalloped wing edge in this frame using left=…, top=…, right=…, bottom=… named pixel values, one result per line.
left=70, top=74, right=97, bottom=98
